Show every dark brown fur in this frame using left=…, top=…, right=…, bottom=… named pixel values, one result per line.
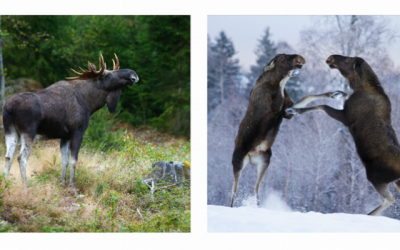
left=290, top=55, right=400, bottom=215
left=230, top=54, right=306, bottom=207
left=3, top=56, right=138, bottom=190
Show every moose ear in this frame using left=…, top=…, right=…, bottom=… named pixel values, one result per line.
left=88, top=63, right=97, bottom=71
left=263, top=57, right=276, bottom=72
left=106, top=88, right=123, bottom=113
left=353, top=57, right=364, bottom=79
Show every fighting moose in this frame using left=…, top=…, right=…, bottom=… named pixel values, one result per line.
left=230, top=54, right=304, bottom=207
left=230, top=54, right=346, bottom=208
left=3, top=54, right=138, bottom=190
left=287, top=55, right=400, bottom=216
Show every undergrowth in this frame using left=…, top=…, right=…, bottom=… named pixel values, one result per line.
left=0, top=127, right=190, bottom=233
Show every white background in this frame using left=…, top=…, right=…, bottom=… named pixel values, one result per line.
left=2, top=0, right=400, bottom=249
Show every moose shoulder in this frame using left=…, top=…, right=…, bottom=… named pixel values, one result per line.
left=3, top=54, right=139, bottom=191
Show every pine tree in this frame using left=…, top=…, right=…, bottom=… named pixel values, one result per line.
left=208, top=31, right=240, bottom=111
left=248, top=28, right=277, bottom=85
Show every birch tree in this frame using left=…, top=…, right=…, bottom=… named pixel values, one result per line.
left=0, top=15, right=5, bottom=111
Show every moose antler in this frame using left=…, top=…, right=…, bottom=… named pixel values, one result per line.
left=112, top=53, right=120, bottom=70
left=66, top=54, right=106, bottom=80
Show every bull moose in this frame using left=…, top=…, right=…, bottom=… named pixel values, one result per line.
left=287, top=55, right=400, bottom=216
left=3, top=54, right=139, bottom=190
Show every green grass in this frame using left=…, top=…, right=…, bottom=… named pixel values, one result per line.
left=0, top=129, right=190, bottom=233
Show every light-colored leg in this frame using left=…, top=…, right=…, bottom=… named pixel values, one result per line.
left=287, top=105, right=348, bottom=125
left=393, top=180, right=400, bottom=195
left=252, top=150, right=272, bottom=207
left=291, top=91, right=348, bottom=109
left=368, top=183, right=395, bottom=216
left=230, top=155, right=250, bottom=207
left=69, top=156, right=77, bottom=190
left=60, top=139, right=70, bottom=185
left=68, top=134, right=83, bottom=194
left=5, top=125, right=19, bottom=177
left=17, top=134, right=34, bottom=189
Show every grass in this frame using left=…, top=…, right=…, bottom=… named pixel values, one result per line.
left=0, top=127, right=190, bottom=232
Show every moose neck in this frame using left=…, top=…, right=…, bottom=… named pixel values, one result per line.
left=258, top=68, right=292, bottom=92
left=72, top=79, right=113, bottom=115
left=347, top=64, right=384, bottom=95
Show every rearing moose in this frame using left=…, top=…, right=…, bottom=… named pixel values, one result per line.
left=287, top=55, right=400, bottom=216
left=230, top=54, right=347, bottom=207
left=3, top=54, right=139, bottom=190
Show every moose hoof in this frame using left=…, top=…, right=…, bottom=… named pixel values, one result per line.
left=331, top=91, right=344, bottom=99
left=286, top=108, right=298, bottom=115
left=289, top=69, right=299, bottom=77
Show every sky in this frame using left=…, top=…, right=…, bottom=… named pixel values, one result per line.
left=208, top=15, right=400, bottom=72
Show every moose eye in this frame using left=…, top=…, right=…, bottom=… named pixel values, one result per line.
left=280, top=56, right=285, bottom=60
left=345, top=58, right=349, bottom=63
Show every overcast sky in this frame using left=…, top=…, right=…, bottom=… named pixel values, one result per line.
left=208, top=15, right=400, bottom=72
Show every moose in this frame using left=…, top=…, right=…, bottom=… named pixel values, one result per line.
left=3, top=54, right=139, bottom=191
left=230, top=54, right=348, bottom=207
left=287, top=55, right=400, bottom=216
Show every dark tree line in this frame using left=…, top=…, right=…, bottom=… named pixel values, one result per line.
left=0, top=15, right=190, bottom=138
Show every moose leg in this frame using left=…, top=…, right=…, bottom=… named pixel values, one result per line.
left=252, top=149, right=272, bottom=207
left=368, top=183, right=395, bottom=216
left=230, top=150, right=250, bottom=207
left=393, top=180, right=400, bottom=195
left=230, top=170, right=242, bottom=208
left=288, top=105, right=348, bottom=125
left=17, top=133, right=35, bottom=189
left=60, top=139, right=70, bottom=186
left=68, top=134, right=83, bottom=191
left=291, top=91, right=349, bottom=109
left=4, top=125, right=19, bottom=177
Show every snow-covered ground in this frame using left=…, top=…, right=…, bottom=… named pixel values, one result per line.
left=208, top=193, right=400, bottom=232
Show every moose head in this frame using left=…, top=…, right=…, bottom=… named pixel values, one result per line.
left=66, top=54, right=139, bottom=113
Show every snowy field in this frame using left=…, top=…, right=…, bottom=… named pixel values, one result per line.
left=208, top=194, right=400, bottom=232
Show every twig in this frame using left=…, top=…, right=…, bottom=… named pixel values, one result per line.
left=32, top=213, right=42, bottom=218
left=136, top=208, right=144, bottom=221
left=153, top=179, right=190, bottom=192
left=142, top=179, right=155, bottom=201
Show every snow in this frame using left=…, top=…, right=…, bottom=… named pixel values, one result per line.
left=208, top=193, right=400, bottom=232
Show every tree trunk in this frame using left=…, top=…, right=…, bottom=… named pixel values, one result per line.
left=0, top=15, right=5, bottom=112
left=219, top=61, right=224, bottom=104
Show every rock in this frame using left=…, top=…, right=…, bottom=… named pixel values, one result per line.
left=143, top=161, right=190, bottom=185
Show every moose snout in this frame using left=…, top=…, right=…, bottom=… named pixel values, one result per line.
left=326, top=56, right=335, bottom=65
left=130, top=74, right=139, bottom=83
left=294, top=56, right=306, bottom=68
left=295, top=56, right=306, bottom=65
left=326, top=56, right=337, bottom=69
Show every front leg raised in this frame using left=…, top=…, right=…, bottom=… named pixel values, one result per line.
left=286, top=105, right=348, bottom=125
left=291, top=90, right=349, bottom=109
left=330, top=90, right=349, bottom=100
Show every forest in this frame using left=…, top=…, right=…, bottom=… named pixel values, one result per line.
left=0, top=15, right=190, bottom=139
left=207, top=15, right=400, bottom=219
left=0, top=15, right=190, bottom=232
